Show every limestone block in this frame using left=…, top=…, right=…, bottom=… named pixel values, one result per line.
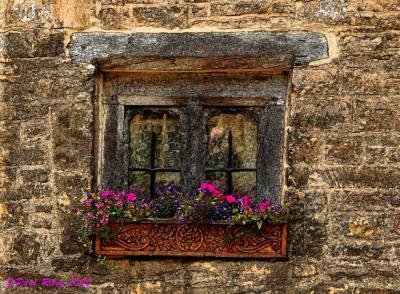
left=354, top=96, right=400, bottom=131
left=4, top=30, right=64, bottom=58
left=290, top=96, right=353, bottom=131
left=325, top=134, right=364, bottom=165
left=211, top=0, right=270, bottom=16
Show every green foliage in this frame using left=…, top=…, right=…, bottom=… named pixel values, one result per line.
left=96, top=255, right=116, bottom=275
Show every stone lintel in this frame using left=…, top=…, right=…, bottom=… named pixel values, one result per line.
left=69, top=31, right=328, bottom=66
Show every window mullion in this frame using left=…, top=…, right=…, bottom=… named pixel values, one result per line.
left=181, top=99, right=204, bottom=194
left=103, top=102, right=127, bottom=190
left=227, top=130, right=233, bottom=194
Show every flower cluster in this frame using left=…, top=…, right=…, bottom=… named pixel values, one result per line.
left=76, top=191, right=137, bottom=232
left=76, top=182, right=290, bottom=237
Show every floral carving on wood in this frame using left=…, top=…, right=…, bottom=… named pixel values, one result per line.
left=96, top=222, right=287, bottom=258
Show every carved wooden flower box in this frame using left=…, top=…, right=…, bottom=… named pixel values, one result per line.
left=95, top=220, right=287, bottom=259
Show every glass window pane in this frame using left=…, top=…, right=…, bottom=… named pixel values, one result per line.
left=207, top=113, right=257, bottom=169
left=156, top=173, right=181, bottom=189
left=129, top=112, right=181, bottom=169
left=205, top=171, right=256, bottom=197
left=129, top=172, right=150, bottom=195
left=232, top=171, right=256, bottom=197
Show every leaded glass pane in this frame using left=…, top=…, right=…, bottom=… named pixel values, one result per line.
left=129, top=172, right=150, bottom=195
left=128, top=112, right=181, bottom=194
left=232, top=171, right=256, bottom=196
left=207, top=113, right=257, bottom=169
left=206, top=112, right=257, bottom=196
left=129, top=112, right=180, bottom=169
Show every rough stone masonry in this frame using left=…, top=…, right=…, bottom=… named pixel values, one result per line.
left=0, top=0, right=399, bottom=293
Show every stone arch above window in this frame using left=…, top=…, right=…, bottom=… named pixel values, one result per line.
left=68, top=32, right=329, bottom=202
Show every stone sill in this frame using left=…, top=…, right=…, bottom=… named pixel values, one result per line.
left=95, top=220, right=287, bottom=259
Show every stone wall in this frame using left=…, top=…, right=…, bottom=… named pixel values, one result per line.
left=0, top=0, right=399, bottom=293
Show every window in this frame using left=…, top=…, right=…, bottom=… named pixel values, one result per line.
left=125, top=105, right=262, bottom=197
left=206, top=112, right=258, bottom=196
left=99, top=55, right=290, bottom=202
left=128, top=111, right=181, bottom=197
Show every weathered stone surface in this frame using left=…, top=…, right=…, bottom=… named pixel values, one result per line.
left=211, top=0, right=270, bottom=16
left=354, top=96, right=400, bottom=131
left=4, top=30, right=64, bottom=58
left=0, top=0, right=399, bottom=292
left=52, top=103, right=93, bottom=150
left=325, top=134, right=364, bottom=165
left=190, top=3, right=209, bottom=18
left=69, top=31, right=329, bottom=65
left=11, top=232, right=41, bottom=265
left=290, top=96, right=353, bottom=131
left=321, top=167, right=400, bottom=189
left=98, top=7, right=124, bottom=29
left=288, top=129, right=324, bottom=165
left=294, top=0, right=354, bottom=25
left=292, top=64, right=339, bottom=96
left=3, top=59, right=95, bottom=104
left=131, top=5, right=188, bottom=29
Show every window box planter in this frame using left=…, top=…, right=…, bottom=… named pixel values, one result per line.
left=95, top=219, right=287, bottom=259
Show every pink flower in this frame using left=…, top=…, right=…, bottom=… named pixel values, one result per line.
left=225, top=195, right=236, bottom=204
left=200, top=182, right=221, bottom=197
left=259, top=200, right=272, bottom=212
left=82, top=199, right=92, bottom=207
left=96, top=210, right=105, bottom=216
left=100, top=190, right=114, bottom=198
left=126, top=192, right=136, bottom=202
left=239, top=195, right=250, bottom=208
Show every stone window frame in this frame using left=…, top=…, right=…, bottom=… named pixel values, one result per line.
left=68, top=31, right=329, bottom=203
left=98, top=55, right=293, bottom=202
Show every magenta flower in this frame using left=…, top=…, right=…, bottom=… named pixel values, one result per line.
left=225, top=195, right=236, bottom=204
left=100, top=190, right=114, bottom=198
left=259, top=200, right=272, bottom=212
left=239, top=195, right=250, bottom=208
left=126, top=192, right=137, bottom=202
left=200, top=182, right=221, bottom=197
